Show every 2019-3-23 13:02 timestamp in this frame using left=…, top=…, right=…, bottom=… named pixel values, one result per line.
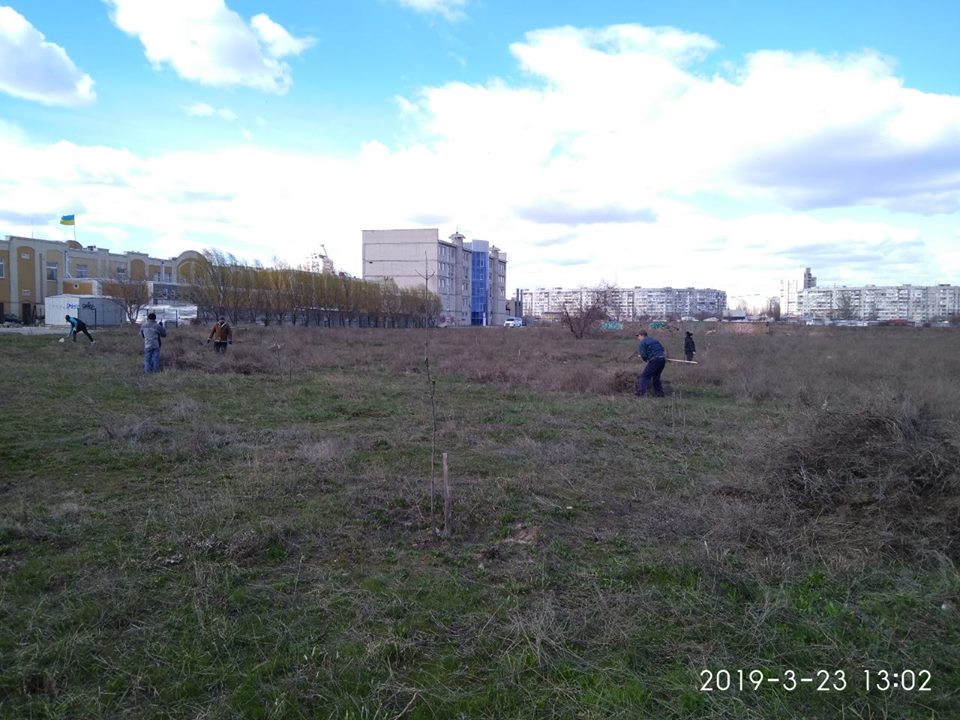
left=699, top=669, right=932, bottom=692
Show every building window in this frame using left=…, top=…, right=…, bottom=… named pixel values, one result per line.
left=0, top=256, right=4, bottom=278
left=76, top=264, right=88, bottom=278
left=116, top=266, right=127, bottom=277
left=46, top=262, right=58, bottom=281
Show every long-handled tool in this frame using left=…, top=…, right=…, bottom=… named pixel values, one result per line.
left=622, top=352, right=698, bottom=365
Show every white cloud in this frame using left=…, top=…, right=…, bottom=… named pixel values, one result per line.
left=250, top=13, right=313, bottom=57
left=105, top=0, right=313, bottom=94
left=187, top=102, right=215, bottom=117
left=186, top=102, right=237, bottom=121
left=0, top=5, right=95, bottom=106
left=389, top=0, right=468, bottom=21
left=2, top=22, right=958, bottom=298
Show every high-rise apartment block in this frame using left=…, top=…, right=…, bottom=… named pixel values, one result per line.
left=797, top=284, right=960, bottom=323
left=362, top=229, right=507, bottom=326
left=779, top=267, right=817, bottom=318
left=779, top=266, right=960, bottom=322
left=519, top=286, right=726, bottom=320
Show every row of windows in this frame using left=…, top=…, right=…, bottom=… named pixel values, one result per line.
left=437, top=278, right=472, bottom=293
left=38, top=263, right=172, bottom=282
left=45, top=262, right=123, bottom=281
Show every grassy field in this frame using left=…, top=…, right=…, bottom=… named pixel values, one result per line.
left=1, top=323, right=959, bottom=719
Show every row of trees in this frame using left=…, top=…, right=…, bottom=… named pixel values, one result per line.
left=180, top=250, right=443, bottom=327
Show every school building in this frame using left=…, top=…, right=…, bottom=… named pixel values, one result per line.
left=0, top=235, right=202, bottom=324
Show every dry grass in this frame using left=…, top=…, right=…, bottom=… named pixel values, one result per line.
left=145, top=322, right=960, bottom=563
left=758, top=390, right=960, bottom=557
left=2, top=322, right=960, bottom=718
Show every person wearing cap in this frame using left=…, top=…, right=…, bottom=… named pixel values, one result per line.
left=684, top=331, right=696, bottom=362
left=140, top=312, right=167, bottom=373
left=207, top=316, right=233, bottom=353
left=636, top=329, right=666, bottom=397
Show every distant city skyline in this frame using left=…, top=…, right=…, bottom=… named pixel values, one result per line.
left=1, top=1, right=958, bottom=299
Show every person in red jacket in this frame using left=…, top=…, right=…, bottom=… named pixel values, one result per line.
left=207, top=316, right=233, bottom=353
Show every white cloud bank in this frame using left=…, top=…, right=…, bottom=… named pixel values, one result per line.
left=2, top=23, right=959, bottom=297
left=0, top=5, right=95, bottom=106
left=105, top=0, right=314, bottom=94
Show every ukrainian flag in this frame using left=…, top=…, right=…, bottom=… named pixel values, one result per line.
left=60, top=214, right=75, bottom=225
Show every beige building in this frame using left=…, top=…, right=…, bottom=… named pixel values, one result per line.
left=1, top=235, right=201, bottom=323
left=362, top=228, right=508, bottom=326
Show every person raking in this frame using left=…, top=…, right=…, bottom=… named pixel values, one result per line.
left=207, top=316, right=233, bottom=353
left=65, top=315, right=94, bottom=343
left=636, top=329, right=666, bottom=398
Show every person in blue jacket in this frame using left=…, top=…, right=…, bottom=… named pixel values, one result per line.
left=636, top=329, right=666, bottom=397
left=65, top=315, right=94, bottom=343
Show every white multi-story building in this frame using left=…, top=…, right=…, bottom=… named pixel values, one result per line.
left=362, top=228, right=507, bottom=326
left=519, top=286, right=726, bottom=320
left=798, top=284, right=960, bottom=323
left=779, top=267, right=817, bottom=318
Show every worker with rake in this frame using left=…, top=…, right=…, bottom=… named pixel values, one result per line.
left=635, top=329, right=666, bottom=398
left=64, top=314, right=95, bottom=344
left=207, top=316, right=233, bottom=353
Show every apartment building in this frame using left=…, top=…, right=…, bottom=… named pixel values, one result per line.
left=361, top=228, right=508, bottom=326
left=520, top=286, right=727, bottom=320
left=798, top=284, right=960, bottom=323
left=779, top=267, right=817, bottom=318
left=0, top=235, right=201, bottom=323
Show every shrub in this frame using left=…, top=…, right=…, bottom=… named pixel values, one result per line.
left=762, top=390, right=960, bottom=556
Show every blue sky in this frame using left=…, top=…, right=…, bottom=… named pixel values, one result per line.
left=1, top=0, right=959, bottom=301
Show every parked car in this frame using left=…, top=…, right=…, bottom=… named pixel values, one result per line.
left=504, top=317, right=523, bottom=327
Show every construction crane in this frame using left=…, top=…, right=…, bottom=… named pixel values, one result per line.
left=308, top=244, right=334, bottom=274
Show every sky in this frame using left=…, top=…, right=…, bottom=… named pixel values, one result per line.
left=1, top=0, right=959, bottom=302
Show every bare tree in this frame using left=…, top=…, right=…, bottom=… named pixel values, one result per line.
left=560, top=292, right=608, bottom=339
left=180, top=249, right=232, bottom=319
left=834, top=291, right=858, bottom=321
left=102, top=273, right=149, bottom=324
left=767, top=297, right=781, bottom=321
left=594, top=281, right=622, bottom=321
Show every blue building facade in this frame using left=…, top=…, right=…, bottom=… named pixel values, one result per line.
left=470, top=240, right=490, bottom=325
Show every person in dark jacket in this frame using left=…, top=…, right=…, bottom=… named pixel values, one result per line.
left=684, top=331, right=696, bottom=362
left=65, top=315, right=94, bottom=343
left=141, top=312, right=167, bottom=373
left=636, top=329, right=666, bottom=397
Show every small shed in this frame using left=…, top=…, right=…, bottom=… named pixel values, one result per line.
left=45, top=295, right=126, bottom=327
